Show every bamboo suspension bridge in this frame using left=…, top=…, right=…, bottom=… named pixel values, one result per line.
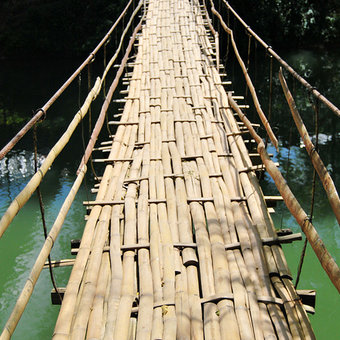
left=1, top=0, right=339, bottom=339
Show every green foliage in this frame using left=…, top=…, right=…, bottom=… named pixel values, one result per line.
left=0, top=0, right=127, bottom=59
left=0, top=0, right=339, bottom=59
left=227, top=0, right=340, bottom=50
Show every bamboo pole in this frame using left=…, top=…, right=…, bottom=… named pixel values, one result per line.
left=0, top=78, right=100, bottom=239
left=103, top=56, right=142, bottom=337
left=229, top=93, right=340, bottom=293
left=136, top=143, right=153, bottom=339
left=279, top=68, right=340, bottom=225
left=103, top=129, right=139, bottom=339
left=175, top=33, right=221, bottom=337
left=0, top=0, right=135, bottom=160
left=86, top=251, right=110, bottom=339
left=113, top=150, right=143, bottom=339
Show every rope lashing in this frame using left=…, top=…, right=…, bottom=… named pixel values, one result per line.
left=89, top=53, right=96, bottom=64
left=265, top=45, right=272, bottom=55
left=87, top=64, right=92, bottom=136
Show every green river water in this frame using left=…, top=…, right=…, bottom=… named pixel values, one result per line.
left=0, top=50, right=339, bottom=339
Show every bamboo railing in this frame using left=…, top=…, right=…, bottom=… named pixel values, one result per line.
left=220, top=0, right=340, bottom=118
left=279, top=69, right=340, bottom=225
left=0, top=78, right=101, bottom=239
left=0, top=0, right=144, bottom=240
left=228, top=93, right=340, bottom=293
left=0, top=0, right=136, bottom=161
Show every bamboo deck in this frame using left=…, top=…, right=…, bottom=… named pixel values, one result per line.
left=53, top=0, right=315, bottom=338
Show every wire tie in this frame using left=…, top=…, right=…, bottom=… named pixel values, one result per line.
left=105, top=35, right=111, bottom=46
left=34, top=108, right=46, bottom=122
left=266, top=45, right=272, bottom=55
left=89, top=53, right=96, bottom=64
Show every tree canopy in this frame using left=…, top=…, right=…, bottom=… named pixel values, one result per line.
left=0, top=0, right=339, bottom=59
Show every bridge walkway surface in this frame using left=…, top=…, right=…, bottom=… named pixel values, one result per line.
left=50, top=0, right=314, bottom=339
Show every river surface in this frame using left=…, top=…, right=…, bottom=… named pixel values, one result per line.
left=0, top=49, right=339, bottom=339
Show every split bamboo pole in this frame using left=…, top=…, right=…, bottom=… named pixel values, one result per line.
left=279, top=69, right=340, bottom=225
left=54, top=24, right=143, bottom=339
left=183, top=29, right=243, bottom=338
left=103, top=58, right=142, bottom=338
left=113, top=150, right=143, bottom=339
left=228, top=93, right=340, bottom=293
left=136, top=143, right=153, bottom=339
left=103, top=130, right=138, bottom=339
left=86, top=251, right=110, bottom=339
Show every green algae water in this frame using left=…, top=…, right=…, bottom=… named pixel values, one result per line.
left=0, top=51, right=339, bottom=339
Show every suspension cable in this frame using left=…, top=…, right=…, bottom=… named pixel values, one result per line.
left=245, top=33, right=252, bottom=101
left=264, top=55, right=273, bottom=148
left=33, top=124, right=62, bottom=303
left=295, top=97, right=319, bottom=288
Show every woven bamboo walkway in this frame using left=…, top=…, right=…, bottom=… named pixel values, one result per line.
left=53, top=0, right=315, bottom=338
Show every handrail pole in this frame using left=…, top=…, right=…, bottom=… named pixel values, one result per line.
left=0, top=0, right=135, bottom=161
left=228, top=93, right=340, bottom=293
left=77, top=8, right=144, bottom=173
left=0, top=79, right=101, bottom=239
left=279, top=68, right=340, bottom=225
left=0, top=7, right=145, bottom=338
left=221, top=0, right=340, bottom=118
